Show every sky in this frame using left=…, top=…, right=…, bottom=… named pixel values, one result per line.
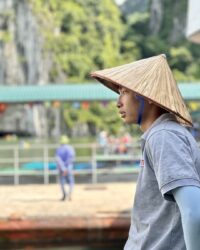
left=115, top=0, right=126, bottom=5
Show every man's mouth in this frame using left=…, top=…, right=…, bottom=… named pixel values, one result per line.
left=119, top=111, right=126, bottom=118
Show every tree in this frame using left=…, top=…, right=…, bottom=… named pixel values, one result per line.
left=30, top=0, right=124, bottom=82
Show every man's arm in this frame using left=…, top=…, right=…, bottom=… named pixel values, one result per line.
left=172, top=186, right=200, bottom=250
left=56, top=156, right=66, bottom=172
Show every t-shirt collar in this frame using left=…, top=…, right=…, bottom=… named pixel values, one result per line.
left=141, top=113, right=177, bottom=143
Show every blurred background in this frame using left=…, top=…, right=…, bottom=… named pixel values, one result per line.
left=0, top=0, right=199, bottom=249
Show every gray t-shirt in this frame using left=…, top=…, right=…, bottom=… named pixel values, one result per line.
left=124, top=113, right=200, bottom=250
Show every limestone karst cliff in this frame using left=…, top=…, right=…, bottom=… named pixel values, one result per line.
left=0, top=0, right=51, bottom=85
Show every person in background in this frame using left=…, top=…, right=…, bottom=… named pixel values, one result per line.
left=91, top=54, right=200, bottom=250
left=97, top=130, right=108, bottom=154
left=55, top=135, right=75, bottom=201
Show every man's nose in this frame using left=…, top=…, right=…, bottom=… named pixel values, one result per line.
left=117, top=98, right=122, bottom=108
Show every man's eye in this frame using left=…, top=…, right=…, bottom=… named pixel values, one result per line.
left=119, top=89, right=127, bottom=95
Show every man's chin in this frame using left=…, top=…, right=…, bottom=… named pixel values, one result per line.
left=123, top=118, right=135, bottom=124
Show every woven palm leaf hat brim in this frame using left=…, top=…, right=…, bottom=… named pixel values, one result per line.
left=90, top=54, right=193, bottom=127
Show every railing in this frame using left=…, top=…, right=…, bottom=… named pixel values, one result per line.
left=0, top=143, right=142, bottom=185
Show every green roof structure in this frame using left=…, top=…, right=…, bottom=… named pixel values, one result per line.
left=0, top=83, right=199, bottom=103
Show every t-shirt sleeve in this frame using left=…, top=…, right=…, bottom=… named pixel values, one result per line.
left=146, top=130, right=200, bottom=201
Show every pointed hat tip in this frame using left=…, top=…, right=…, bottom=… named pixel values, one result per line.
left=161, top=54, right=166, bottom=59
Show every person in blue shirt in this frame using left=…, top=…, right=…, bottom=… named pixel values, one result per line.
left=91, top=54, right=200, bottom=250
left=55, top=135, right=75, bottom=201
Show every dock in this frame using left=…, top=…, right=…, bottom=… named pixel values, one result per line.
left=0, top=182, right=136, bottom=248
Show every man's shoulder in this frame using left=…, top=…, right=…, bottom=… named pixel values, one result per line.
left=64, top=144, right=75, bottom=154
left=147, top=120, right=190, bottom=142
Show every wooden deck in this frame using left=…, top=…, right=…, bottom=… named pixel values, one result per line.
left=0, top=182, right=136, bottom=248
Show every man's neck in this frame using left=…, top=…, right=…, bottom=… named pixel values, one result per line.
left=140, top=108, right=167, bottom=132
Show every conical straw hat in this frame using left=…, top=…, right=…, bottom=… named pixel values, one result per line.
left=90, top=54, right=193, bottom=127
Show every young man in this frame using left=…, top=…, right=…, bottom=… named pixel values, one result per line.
left=55, top=135, right=75, bottom=201
left=91, top=54, right=200, bottom=250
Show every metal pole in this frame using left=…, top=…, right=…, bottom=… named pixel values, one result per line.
left=91, top=143, right=97, bottom=184
left=43, top=145, right=49, bottom=184
left=14, top=146, right=19, bottom=185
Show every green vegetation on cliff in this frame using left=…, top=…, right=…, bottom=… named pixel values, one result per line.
left=30, top=0, right=123, bottom=82
left=29, top=0, right=200, bottom=82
